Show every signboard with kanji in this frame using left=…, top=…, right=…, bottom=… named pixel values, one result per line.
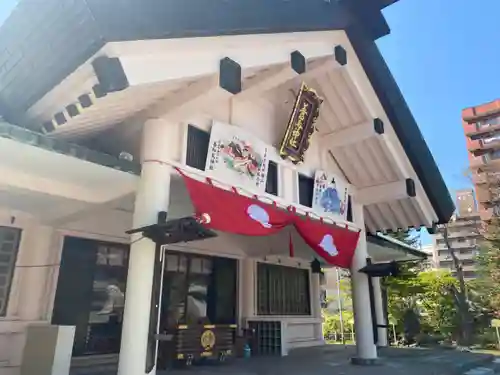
left=279, top=83, right=323, bottom=164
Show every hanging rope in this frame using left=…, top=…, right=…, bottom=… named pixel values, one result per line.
left=147, top=160, right=359, bottom=232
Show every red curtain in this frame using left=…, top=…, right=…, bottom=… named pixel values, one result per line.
left=180, top=173, right=360, bottom=269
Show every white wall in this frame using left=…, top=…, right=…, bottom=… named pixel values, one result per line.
left=0, top=86, right=348, bottom=374
left=240, top=256, right=323, bottom=355
left=158, top=90, right=342, bottom=352
left=0, top=207, right=131, bottom=375
left=176, top=92, right=351, bottom=205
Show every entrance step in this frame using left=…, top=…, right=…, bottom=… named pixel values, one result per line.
left=464, top=368, right=494, bottom=375
left=71, top=355, right=118, bottom=375
left=463, top=358, right=500, bottom=375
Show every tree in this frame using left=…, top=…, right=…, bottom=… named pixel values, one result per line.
left=322, top=309, right=355, bottom=342
left=473, top=217, right=500, bottom=317
left=440, top=223, right=474, bottom=346
left=383, top=230, right=424, bottom=341
left=384, top=230, right=466, bottom=340
left=417, top=270, right=459, bottom=337
left=390, top=230, right=420, bottom=248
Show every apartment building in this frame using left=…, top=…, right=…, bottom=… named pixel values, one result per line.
left=463, top=99, right=500, bottom=222
left=0, top=0, right=454, bottom=372
left=420, top=244, right=437, bottom=270
left=433, top=190, right=480, bottom=279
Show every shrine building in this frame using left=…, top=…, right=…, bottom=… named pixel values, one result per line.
left=0, top=1, right=453, bottom=375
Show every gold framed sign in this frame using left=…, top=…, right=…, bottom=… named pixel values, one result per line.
left=279, top=83, right=323, bottom=164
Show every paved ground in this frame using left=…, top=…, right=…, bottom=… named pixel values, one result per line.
left=72, top=345, right=498, bottom=375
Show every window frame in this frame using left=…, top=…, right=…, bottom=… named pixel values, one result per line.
left=265, top=160, right=279, bottom=196
left=256, top=263, right=311, bottom=316
left=297, top=173, right=315, bottom=208
left=0, top=226, right=22, bottom=317
left=162, top=251, right=237, bottom=325
left=185, top=124, right=210, bottom=171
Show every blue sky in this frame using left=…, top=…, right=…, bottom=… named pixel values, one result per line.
left=0, top=2, right=14, bottom=24
left=0, top=0, right=498, bottom=245
left=378, top=0, right=500, bottom=245
left=379, top=0, right=500, bottom=194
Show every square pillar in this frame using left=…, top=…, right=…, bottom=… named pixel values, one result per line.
left=350, top=203, right=377, bottom=365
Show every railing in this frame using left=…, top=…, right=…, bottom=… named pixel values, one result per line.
left=446, top=219, right=480, bottom=227
left=477, top=186, right=500, bottom=203
left=436, top=242, right=476, bottom=251
left=477, top=171, right=500, bottom=186
left=0, top=120, right=141, bottom=175
left=478, top=116, right=500, bottom=129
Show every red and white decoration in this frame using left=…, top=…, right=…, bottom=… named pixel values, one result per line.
left=205, top=121, right=270, bottom=191
left=178, top=169, right=360, bottom=269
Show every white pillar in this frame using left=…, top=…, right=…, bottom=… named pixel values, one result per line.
left=372, top=277, right=388, bottom=347
left=311, top=273, right=324, bottom=342
left=350, top=203, right=377, bottom=363
left=118, top=119, right=173, bottom=375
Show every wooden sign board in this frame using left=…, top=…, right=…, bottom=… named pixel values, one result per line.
left=491, top=319, right=500, bottom=328
left=279, top=83, right=323, bottom=164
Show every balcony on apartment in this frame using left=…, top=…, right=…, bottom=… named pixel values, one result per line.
left=439, top=258, right=476, bottom=269
left=436, top=238, right=477, bottom=249
left=476, top=184, right=500, bottom=205
left=463, top=99, right=500, bottom=127
left=479, top=204, right=500, bottom=222
left=464, top=118, right=500, bottom=137
left=469, top=151, right=500, bottom=172
left=468, top=129, right=500, bottom=154
left=472, top=171, right=500, bottom=186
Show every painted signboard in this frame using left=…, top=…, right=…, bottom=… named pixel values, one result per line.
left=279, top=82, right=323, bottom=164
left=312, top=170, right=349, bottom=221
left=205, top=121, right=270, bottom=191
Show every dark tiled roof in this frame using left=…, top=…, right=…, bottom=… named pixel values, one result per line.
left=0, top=0, right=393, bottom=121
left=367, top=233, right=427, bottom=260
left=0, top=0, right=454, bottom=224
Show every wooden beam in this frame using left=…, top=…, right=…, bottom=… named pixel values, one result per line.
left=321, top=118, right=384, bottom=148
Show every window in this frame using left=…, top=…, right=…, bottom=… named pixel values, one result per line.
left=478, top=116, right=500, bottom=129
left=257, top=263, right=311, bottom=316
left=186, top=125, right=210, bottom=170
left=463, top=271, right=477, bottom=279
left=483, top=132, right=500, bottom=145
left=298, top=174, right=314, bottom=208
left=52, top=237, right=129, bottom=355
left=488, top=150, right=500, bottom=161
left=440, top=261, right=453, bottom=268
left=0, top=227, right=21, bottom=316
left=346, top=195, right=353, bottom=222
left=462, top=259, right=475, bottom=266
left=160, top=253, right=237, bottom=328
left=265, top=161, right=278, bottom=196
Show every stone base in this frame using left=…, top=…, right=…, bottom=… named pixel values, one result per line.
left=350, top=357, right=379, bottom=366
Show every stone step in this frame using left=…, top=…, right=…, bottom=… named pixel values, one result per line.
left=464, top=367, right=494, bottom=375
